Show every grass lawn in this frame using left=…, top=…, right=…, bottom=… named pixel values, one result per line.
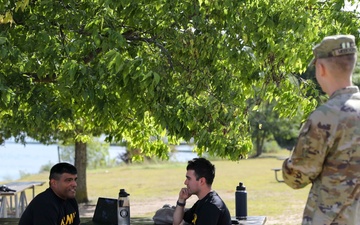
left=6, top=149, right=310, bottom=225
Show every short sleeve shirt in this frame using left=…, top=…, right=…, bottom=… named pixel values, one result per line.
left=18, top=188, right=80, bottom=225
left=183, top=191, right=231, bottom=225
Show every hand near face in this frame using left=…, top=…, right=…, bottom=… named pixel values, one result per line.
left=178, top=187, right=192, bottom=201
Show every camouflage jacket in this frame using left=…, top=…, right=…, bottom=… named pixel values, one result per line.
left=282, top=86, right=360, bottom=225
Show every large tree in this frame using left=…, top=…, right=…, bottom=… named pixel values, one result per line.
left=1, top=0, right=359, bottom=202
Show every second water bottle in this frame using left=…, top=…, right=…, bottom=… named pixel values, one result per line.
left=235, top=182, right=247, bottom=220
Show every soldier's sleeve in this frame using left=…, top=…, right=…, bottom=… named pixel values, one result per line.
left=282, top=111, right=329, bottom=189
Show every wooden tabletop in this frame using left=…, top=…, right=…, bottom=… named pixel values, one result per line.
left=0, top=216, right=266, bottom=225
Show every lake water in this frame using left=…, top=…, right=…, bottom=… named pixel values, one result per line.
left=0, top=142, right=197, bottom=182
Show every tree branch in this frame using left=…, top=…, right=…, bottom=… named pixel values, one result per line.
left=124, top=33, right=174, bottom=69
left=23, top=73, right=57, bottom=83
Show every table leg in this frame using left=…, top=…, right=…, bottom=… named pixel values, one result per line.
left=0, top=196, right=8, bottom=218
left=10, top=196, right=13, bottom=212
left=14, top=194, right=19, bottom=218
left=19, top=192, right=27, bottom=217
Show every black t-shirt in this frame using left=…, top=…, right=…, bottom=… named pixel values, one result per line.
left=18, top=188, right=80, bottom=225
left=183, top=191, right=231, bottom=225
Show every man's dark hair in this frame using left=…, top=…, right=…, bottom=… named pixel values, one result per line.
left=49, top=162, right=77, bottom=180
left=186, top=158, right=215, bottom=185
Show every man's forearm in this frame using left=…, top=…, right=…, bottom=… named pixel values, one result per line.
left=172, top=200, right=186, bottom=225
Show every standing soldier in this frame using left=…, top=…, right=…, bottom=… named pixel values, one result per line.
left=282, top=35, right=360, bottom=225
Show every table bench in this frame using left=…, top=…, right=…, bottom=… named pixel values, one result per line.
left=0, top=181, right=45, bottom=218
left=271, top=168, right=284, bottom=183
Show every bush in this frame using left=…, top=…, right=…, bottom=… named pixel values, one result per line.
left=39, top=161, right=54, bottom=173
left=263, top=140, right=281, bottom=153
left=19, top=170, right=31, bottom=179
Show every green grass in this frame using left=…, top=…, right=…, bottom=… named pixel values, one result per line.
left=3, top=150, right=310, bottom=225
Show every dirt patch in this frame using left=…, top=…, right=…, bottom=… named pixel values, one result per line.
left=78, top=203, right=97, bottom=217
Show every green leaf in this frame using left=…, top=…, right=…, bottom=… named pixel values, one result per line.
left=0, top=37, right=7, bottom=45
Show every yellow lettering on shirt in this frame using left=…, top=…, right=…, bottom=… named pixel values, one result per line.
left=60, top=212, right=76, bottom=225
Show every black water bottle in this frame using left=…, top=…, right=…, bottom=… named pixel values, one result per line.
left=235, top=182, right=247, bottom=220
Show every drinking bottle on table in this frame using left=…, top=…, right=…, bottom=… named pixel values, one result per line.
left=235, top=182, right=247, bottom=220
left=117, top=189, right=130, bottom=225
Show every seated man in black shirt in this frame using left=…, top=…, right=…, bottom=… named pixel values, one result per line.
left=173, top=158, right=231, bottom=225
left=19, top=162, right=80, bottom=225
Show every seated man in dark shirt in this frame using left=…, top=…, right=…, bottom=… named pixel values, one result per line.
left=19, top=162, right=80, bottom=225
left=173, top=158, right=231, bottom=225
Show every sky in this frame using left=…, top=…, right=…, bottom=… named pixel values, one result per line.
left=344, top=1, right=360, bottom=12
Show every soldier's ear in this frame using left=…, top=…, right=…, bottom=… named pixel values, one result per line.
left=315, top=60, right=327, bottom=80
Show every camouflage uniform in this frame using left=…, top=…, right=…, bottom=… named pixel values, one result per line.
left=282, top=35, right=360, bottom=225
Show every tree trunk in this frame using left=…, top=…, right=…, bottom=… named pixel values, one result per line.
left=74, top=141, right=89, bottom=203
left=256, top=133, right=264, bottom=157
left=254, top=129, right=266, bottom=157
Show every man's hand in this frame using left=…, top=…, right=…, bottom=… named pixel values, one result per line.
left=178, top=187, right=191, bottom=201
left=173, top=187, right=191, bottom=225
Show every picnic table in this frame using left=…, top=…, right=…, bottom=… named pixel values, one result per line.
left=0, top=216, right=267, bottom=224
left=271, top=168, right=284, bottom=183
left=271, top=156, right=288, bottom=183
left=0, top=181, right=45, bottom=218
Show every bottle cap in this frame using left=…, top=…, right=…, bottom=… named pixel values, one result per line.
left=119, top=189, right=130, bottom=197
left=236, top=182, right=246, bottom=191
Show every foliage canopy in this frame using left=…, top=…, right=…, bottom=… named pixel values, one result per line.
left=1, top=0, right=359, bottom=160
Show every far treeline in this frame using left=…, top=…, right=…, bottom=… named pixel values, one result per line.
left=0, top=0, right=359, bottom=203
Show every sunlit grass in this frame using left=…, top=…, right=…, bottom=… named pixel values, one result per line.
left=4, top=150, right=310, bottom=225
